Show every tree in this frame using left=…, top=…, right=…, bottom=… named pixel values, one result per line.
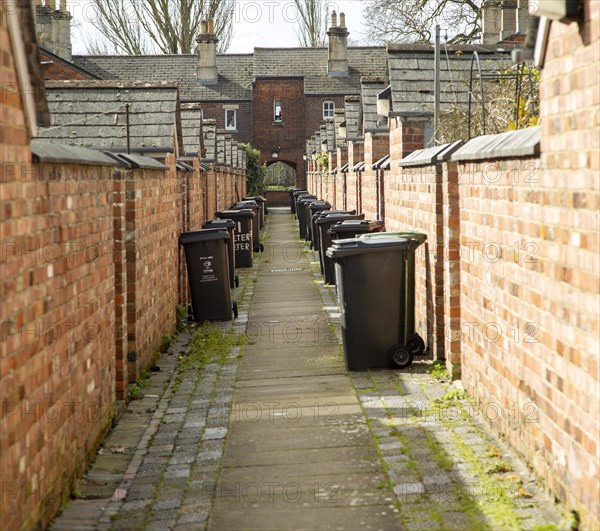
left=86, top=0, right=234, bottom=55
left=244, top=144, right=267, bottom=196
left=361, top=0, right=482, bottom=45
left=293, top=0, right=328, bottom=47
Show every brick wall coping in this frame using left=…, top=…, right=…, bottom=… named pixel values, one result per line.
left=31, top=139, right=116, bottom=166
left=106, top=152, right=169, bottom=170
left=399, top=140, right=463, bottom=167
left=372, top=155, right=390, bottom=169
left=176, top=160, right=195, bottom=172
left=451, top=126, right=540, bottom=162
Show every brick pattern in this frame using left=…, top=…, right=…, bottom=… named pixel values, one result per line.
left=458, top=156, right=599, bottom=529
left=252, top=78, right=306, bottom=186
left=198, top=101, right=252, bottom=145
left=1, top=162, right=117, bottom=531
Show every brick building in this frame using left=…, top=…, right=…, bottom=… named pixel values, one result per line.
left=33, top=6, right=388, bottom=187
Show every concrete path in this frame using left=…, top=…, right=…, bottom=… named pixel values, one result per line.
left=50, top=207, right=569, bottom=531
left=206, top=210, right=400, bottom=530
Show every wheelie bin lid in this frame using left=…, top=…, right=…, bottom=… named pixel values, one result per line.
left=316, top=213, right=365, bottom=225
left=216, top=209, right=255, bottom=218
left=326, top=237, right=410, bottom=258
left=244, top=196, right=267, bottom=202
left=319, top=209, right=357, bottom=216
left=203, top=219, right=236, bottom=229
left=328, top=220, right=385, bottom=233
left=359, top=231, right=427, bottom=243
left=297, top=197, right=319, bottom=206
left=233, top=200, right=259, bottom=208
left=309, top=201, right=330, bottom=209
left=179, top=228, right=230, bottom=246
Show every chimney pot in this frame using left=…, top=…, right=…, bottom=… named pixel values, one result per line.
left=331, top=11, right=337, bottom=28
left=207, top=19, right=214, bottom=34
left=339, top=13, right=346, bottom=27
left=200, top=19, right=208, bottom=34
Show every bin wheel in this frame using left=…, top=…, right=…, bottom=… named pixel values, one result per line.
left=389, top=345, right=413, bottom=369
left=235, top=275, right=240, bottom=288
left=232, top=301, right=238, bottom=318
left=259, top=243, right=264, bottom=253
left=405, top=333, right=426, bottom=356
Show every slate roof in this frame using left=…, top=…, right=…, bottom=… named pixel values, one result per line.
left=72, top=54, right=254, bottom=101
left=38, top=80, right=182, bottom=153
left=253, top=47, right=387, bottom=95
left=386, top=43, right=514, bottom=115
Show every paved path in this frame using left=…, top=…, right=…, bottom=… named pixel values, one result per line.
left=207, top=209, right=400, bottom=530
left=50, top=207, right=569, bottom=531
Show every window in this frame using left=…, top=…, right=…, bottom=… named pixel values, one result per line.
left=274, top=100, right=282, bottom=122
left=323, top=101, right=335, bottom=119
left=225, top=109, right=236, bottom=130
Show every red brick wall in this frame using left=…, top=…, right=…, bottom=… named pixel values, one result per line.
left=196, top=101, right=252, bottom=144
left=1, top=162, right=117, bottom=531
left=123, top=159, right=179, bottom=383
left=385, top=161, right=446, bottom=361
left=38, top=49, right=93, bottom=80
left=252, top=78, right=305, bottom=186
left=2, top=13, right=113, bottom=530
left=458, top=154, right=599, bottom=529
left=304, top=95, right=345, bottom=140
left=335, top=147, right=348, bottom=210
left=361, top=133, right=389, bottom=221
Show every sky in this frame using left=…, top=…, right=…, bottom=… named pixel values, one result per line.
left=67, top=0, right=368, bottom=55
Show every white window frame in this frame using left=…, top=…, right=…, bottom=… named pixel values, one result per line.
left=225, top=108, right=237, bottom=130
left=274, top=100, right=283, bottom=122
left=323, top=101, right=335, bottom=119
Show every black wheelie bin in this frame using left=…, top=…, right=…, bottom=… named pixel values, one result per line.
left=296, top=196, right=318, bottom=239
left=289, top=188, right=306, bottom=214
left=311, top=209, right=357, bottom=255
left=325, top=220, right=385, bottom=285
left=307, top=201, right=331, bottom=245
left=232, top=200, right=263, bottom=252
left=293, top=191, right=311, bottom=218
left=244, top=196, right=267, bottom=228
left=216, top=209, right=254, bottom=267
left=179, top=229, right=238, bottom=322
left=359, top=231, right=428, bottom=356
left=326, top=236, right=421, bottom=370
left=316, top=213, right=365, bottom=280
left=203, top=220, right=239, bottom=288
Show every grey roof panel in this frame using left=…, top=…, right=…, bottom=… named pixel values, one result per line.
left=72, top=54, right=254, bottom=101
left=38, top=81, right=180, bottom=152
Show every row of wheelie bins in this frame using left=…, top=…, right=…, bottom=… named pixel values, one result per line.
left=289, top=187, right=427, bottom=371
left=178, top=196, right=268, bottom=323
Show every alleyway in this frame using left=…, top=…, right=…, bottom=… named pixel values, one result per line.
left=51, top=209, right=568, bottom=531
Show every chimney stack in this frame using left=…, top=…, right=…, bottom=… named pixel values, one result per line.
left=516, top=0, right=533, bottom=33
left=500, top=1, right=518, bottom=40
left=327, top=11, right=349, bottom=77
left=33, top=0, right=73, bottom=61
left=481, top=0, right=502, bottom=44
left=197, top=19, right=219, bottom=84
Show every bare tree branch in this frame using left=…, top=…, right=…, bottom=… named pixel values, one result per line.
left=86, top=0, right=234, bottom=55
left=361, top=0, right=483, bottom=45
left=293, top=0, right=329, bottom=47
